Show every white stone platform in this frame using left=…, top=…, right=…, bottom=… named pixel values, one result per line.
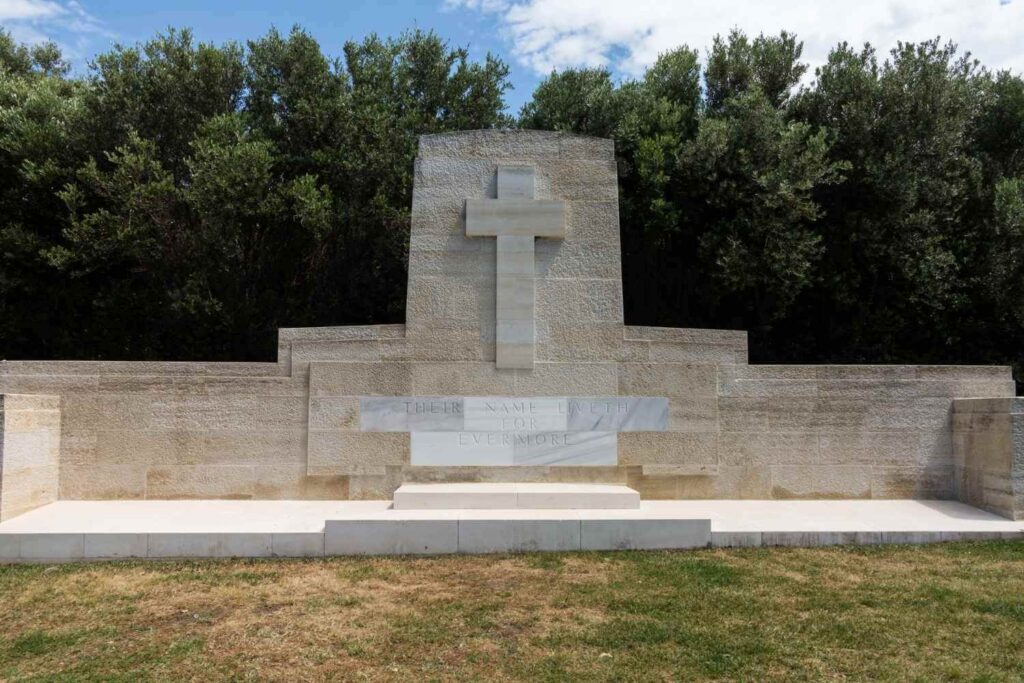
left=0, top=499, right=1021, bottom=562
left=392, top=483, right=641, bottom=510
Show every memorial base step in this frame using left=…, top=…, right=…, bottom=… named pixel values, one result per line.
left=392, top=483, right=641, bottom=510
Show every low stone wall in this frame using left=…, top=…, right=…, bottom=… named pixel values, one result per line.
left=0, top=326, right=1016, bottom=503
left=953, top=398, right=1024, bottom=520
left=698, top=365, right=1016, bottom=502
left=0, top=394, right=61, bottom=520
left=612, top=363, right=1015, bottom=499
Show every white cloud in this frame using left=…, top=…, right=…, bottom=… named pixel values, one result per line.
left=0, top=0, right=64, bottom=22
left=0, top=0, right=106, bottom=58
left=446, top=0, right=1024, bottom=78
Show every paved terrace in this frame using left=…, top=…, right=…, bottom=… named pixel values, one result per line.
left=0, top=499, right=1021, bottom=562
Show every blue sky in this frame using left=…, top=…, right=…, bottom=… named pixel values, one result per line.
left=0, top=0, right=546, bottom=111
left=2, top=0, right=1023, bottom=114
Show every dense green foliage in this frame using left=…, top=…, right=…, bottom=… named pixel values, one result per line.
left=0, top=27, right=509, bottom=359
left=524, top=31, right=1024, bottom=375
left=1, top=26, right=1023, bottom=378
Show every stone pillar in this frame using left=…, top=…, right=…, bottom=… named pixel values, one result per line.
left=0, top=394, right=61, bottom=521
left=953, top=397, right=1024, bottom=520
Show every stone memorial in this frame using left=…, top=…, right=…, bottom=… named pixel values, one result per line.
left=0, top=129, right=1021, bottom=523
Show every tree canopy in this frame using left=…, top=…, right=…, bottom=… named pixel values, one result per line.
left=1, top=26, right=1022, bottom=382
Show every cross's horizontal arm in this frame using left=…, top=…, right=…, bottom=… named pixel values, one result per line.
left=465, top=199, right=566, bottom=238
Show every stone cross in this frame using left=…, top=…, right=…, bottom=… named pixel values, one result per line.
left=465, top=166, right=566, bottom=369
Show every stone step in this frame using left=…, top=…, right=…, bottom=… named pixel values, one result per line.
left=392, top=483, right=641, bottom=510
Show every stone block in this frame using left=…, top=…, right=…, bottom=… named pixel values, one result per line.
left=719, top=432, right=819, bottom=466
left=289, top=341, right=383, bottom=369
left=63, top=395, right=155, bottom=430
left=59, top=464, right=148, bottom=499
left=871, top=466, right=954, bottom=498
left=815, top=366, right=915, bottom=380
left=1, top=431, right=54, bottom=469
left=580, top=519, right=710, bottom=550
left=647, top=342, right=746, bottom=364
left=718, top=397, right=771, bottom=432
left=310, top=362, right=413, bottom=396
left=618, top=432, right=718, bottom=466
left=761, top=532, right=860, bottom=547
left=408, top=248, right=493, bottom=278
left=307, top=431, right=409, bottom=475
left=556, top=135, right=614, bottom=159
left=514, top=363, right=618, bottom=395
left=818, top=431, right=951, bottom=467
left=624, top=326, right=747, bottom=345
left=347, top=474, right=395, bottom=499
left=765, top=397, right=952, bottom=433
left=207, top=429, right=310, bottom=466
left=150, top=395, right=307, bottom=431
left=411, top=362, right=516, bottom=395
left=535, top=322, right=624, bottom=362
left=628, top=473, right=683, bottom=499
left=618, top=363, right=717, bottom=398
left=325, top=519, right=459, bottom=555
left=83, top=533, right=148, bottom=559
left=913, top=366, right=1013, bottom=381
left=147, top=533, right=272, bottom=558
left=457, top=519, right=581, bottom=553
left=721, top=365, right=818, bottom=381
left=712, top=532, right=763, bottom=548
left=402, top=324, right=494, bottom=362
left=536, top=278, right=623, bottom=324
left=146, top=466, right=256, bottom=500
left=770, top=466, right=872, bottom=499
left=719, top=378, right=819, bottom=398
left=548, top=160, right=619, bottom=201
left=271, top=533, right=325, bottom=557
left=309, top=397, right=361, bottom=430
left=880, top=532, right=941, bottom=544
left=278, top=324, right=403, bottom=343
left=0, top=534, right=19, bottom=561
left=712, top=466, right=773, bottom=498
left=18, top=534, right=84, bottom=561
left=253, top=466, right=348, bottom=499
left=407, top=276, right=492, bottom=322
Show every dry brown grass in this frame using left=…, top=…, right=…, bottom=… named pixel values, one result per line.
left=2, top=542, right=1023, bottom=681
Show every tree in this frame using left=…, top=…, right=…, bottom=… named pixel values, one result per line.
left=0, top=27, right=511, bottom=361
left=520, top=31, right=843, bottom=337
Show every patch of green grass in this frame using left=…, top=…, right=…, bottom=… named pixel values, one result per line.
left=159, top=567, right=279, bottom=586
left=9, top=628, right=90, bottom=656
left=0, top=542, right=1023, bottom=681
left=973, top=598, right=1024, bottom=623
left=525, top=553, right=565, bottom=571
left=336, top=561, right=396, bottom=583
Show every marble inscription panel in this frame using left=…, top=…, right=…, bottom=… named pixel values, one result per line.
left=360, top=396, right=666, bottom=467
left=410, top=431, right=617, bottom=466
left=360, top=397, right=667, bottom=432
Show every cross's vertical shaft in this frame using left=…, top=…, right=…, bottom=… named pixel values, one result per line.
left=495, top=166, right=536, bottom=369
left=496, top=234, right=535, bottom=368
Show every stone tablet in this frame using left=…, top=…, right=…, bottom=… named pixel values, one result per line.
left=359, top=397, right=668, bottom=432
left=359, top=396, right=668, bottom=467
left=410, top=431, right=618, bottom=466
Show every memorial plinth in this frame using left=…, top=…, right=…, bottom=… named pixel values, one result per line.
left=392, top=483, right=642, bottom=510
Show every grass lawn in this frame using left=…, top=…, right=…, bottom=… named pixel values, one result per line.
left=1, top=542, right=1023, bottom=681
